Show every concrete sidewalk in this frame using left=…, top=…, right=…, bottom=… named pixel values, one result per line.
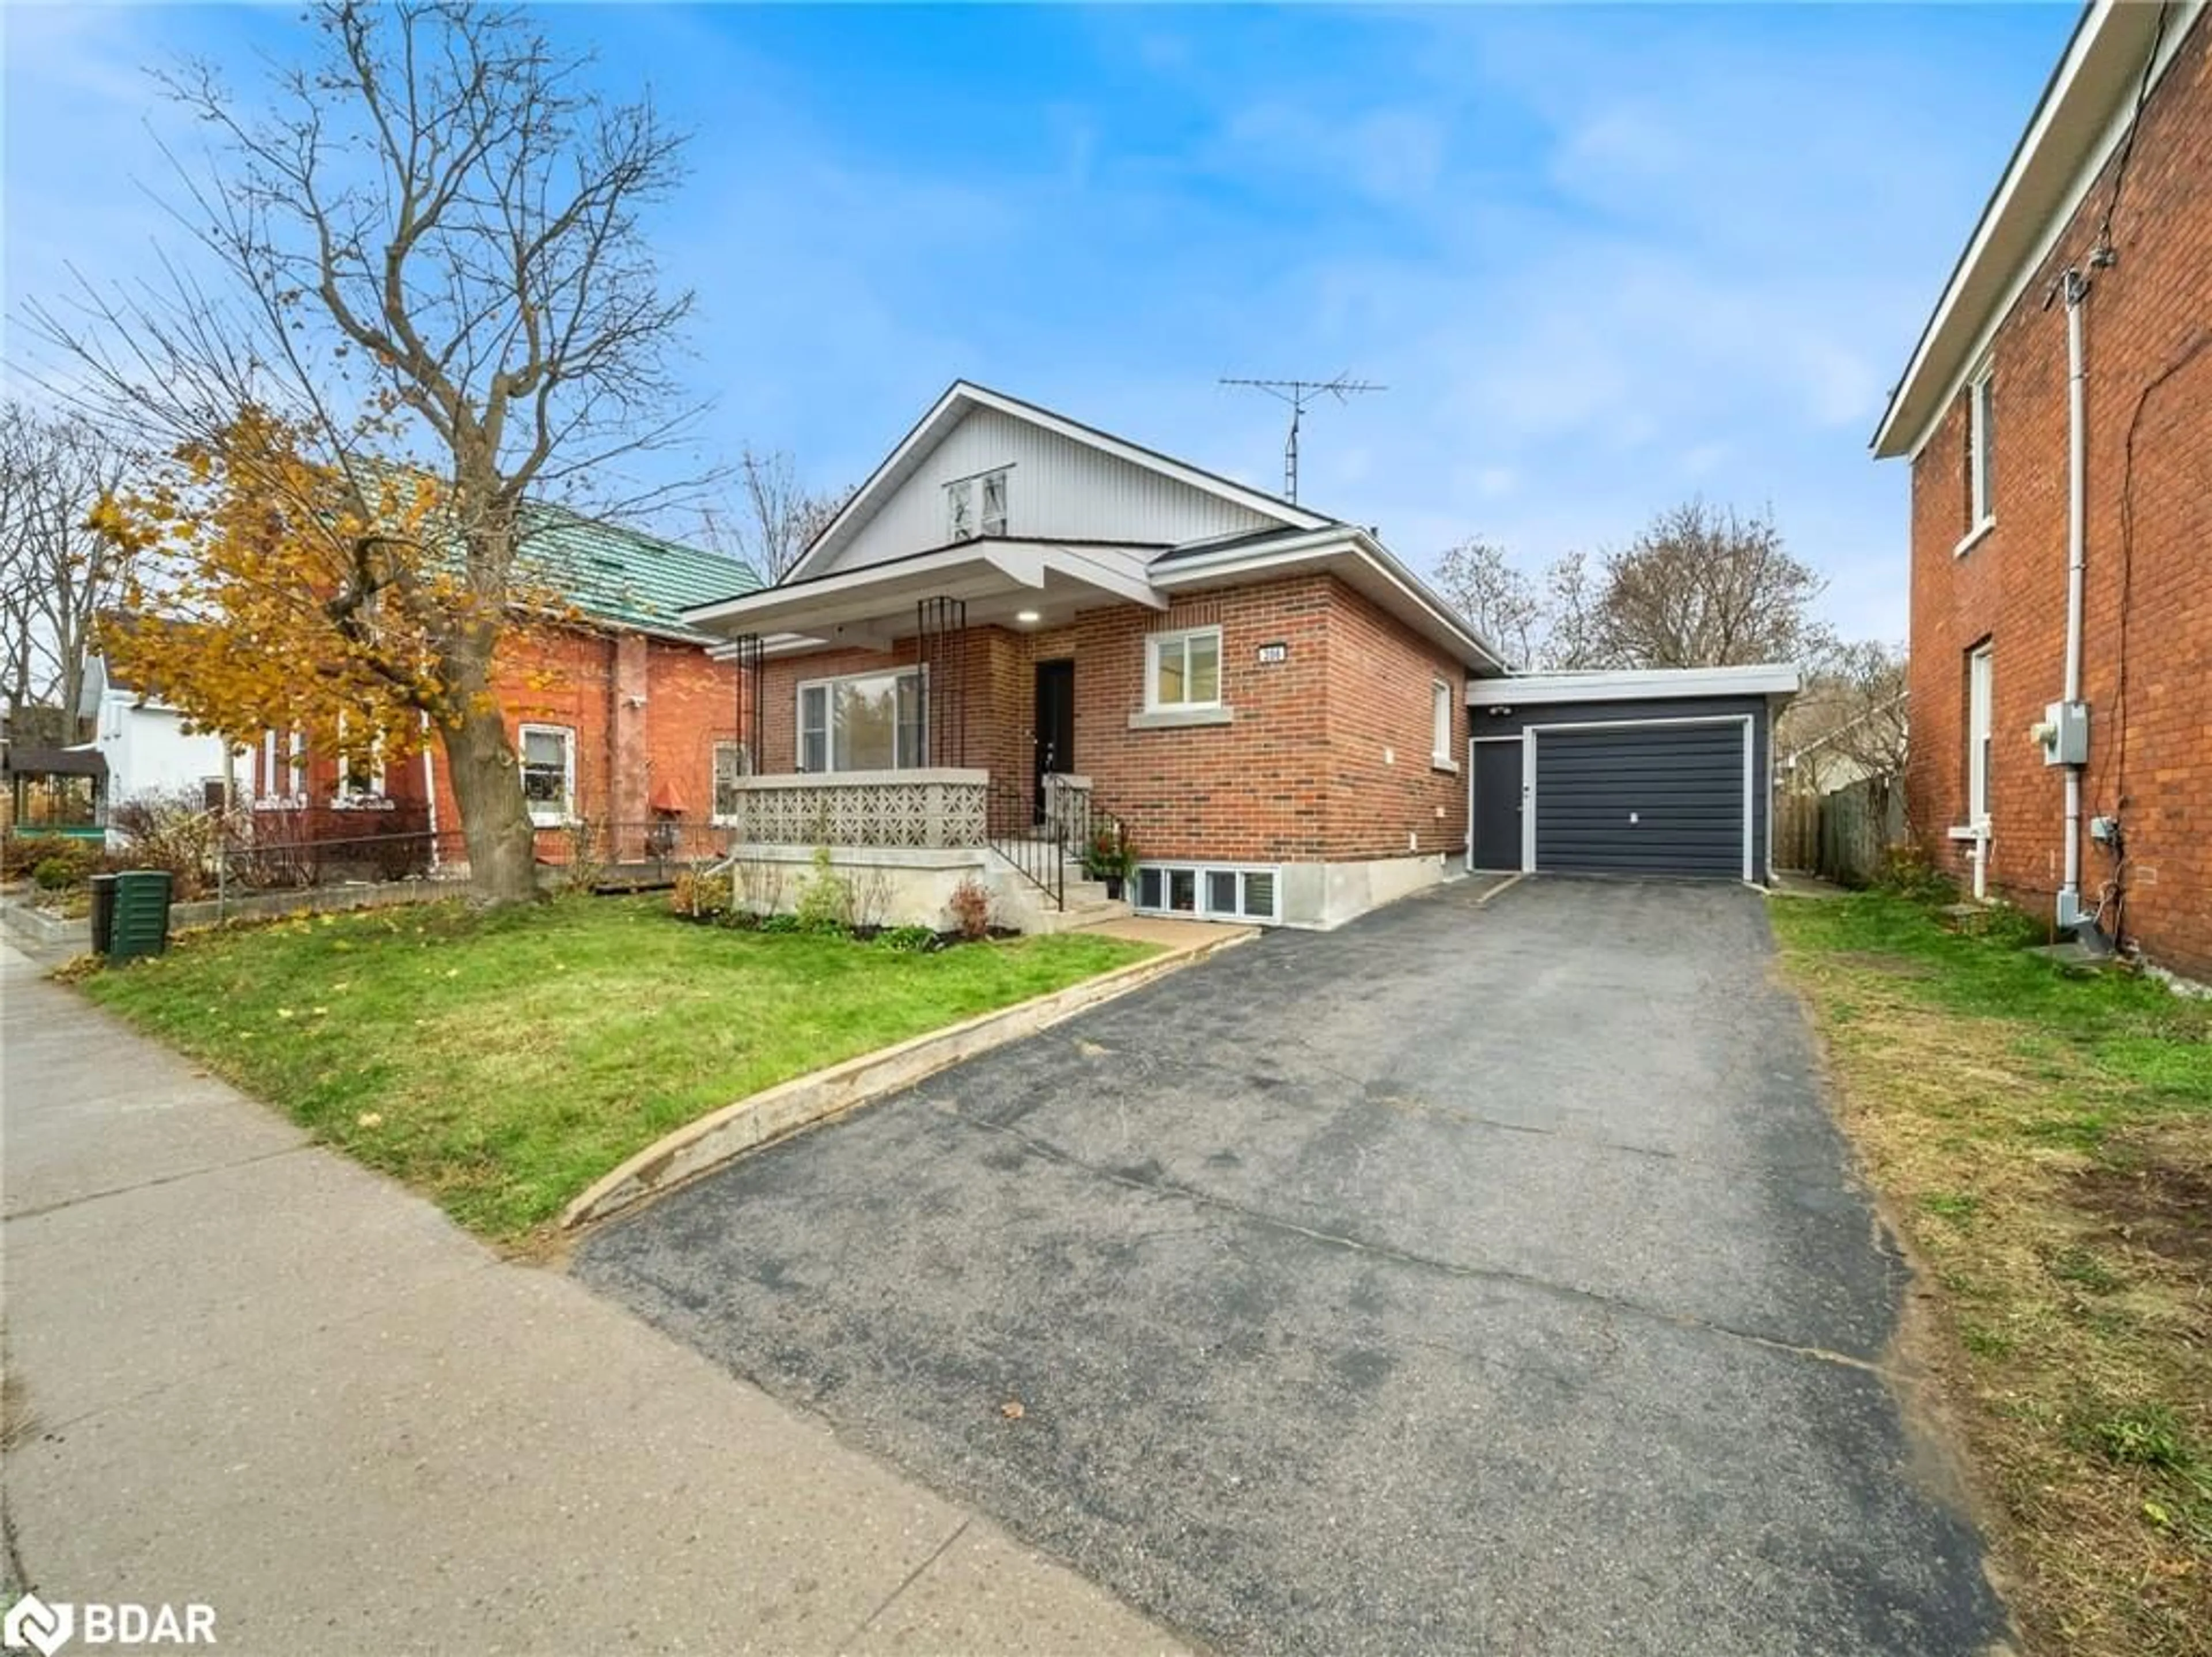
left=0, top=943, right=1183, bottom=1656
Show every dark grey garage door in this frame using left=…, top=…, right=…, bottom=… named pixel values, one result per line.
left=1533, top=721, right=1747, bottom=877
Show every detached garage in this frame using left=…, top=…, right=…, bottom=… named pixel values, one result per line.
left=1465, top=666, right=1799, bottom=883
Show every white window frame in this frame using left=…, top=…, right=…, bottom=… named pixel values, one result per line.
left=333, top=715, right=387, bottom=805
left=1144, top=625, right=1224, bottom=713
left=794, top=665, right=927, bottom=774
left=1961, top=366, right=1995, bottom=550
left=711, top=740, right=749, bottom=823
left=257, top=728, right=306, bottom=809
left=1966, top=642, right=1994, bottom=829
left=1131, top=861, right=1281, bottom=925
left=946, top=477, right=975, bottom=542
left=518, top=722, right=576, bottom=826
left=1431, top=679, right=1457, bottom=769
left=979, top=468, right=1008, bottom=536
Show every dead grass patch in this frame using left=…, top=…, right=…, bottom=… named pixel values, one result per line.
left=1771, top=894, right=2211, bottom=1657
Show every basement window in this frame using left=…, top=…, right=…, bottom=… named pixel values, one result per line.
left=1133, top=862, right=1279, bottom=925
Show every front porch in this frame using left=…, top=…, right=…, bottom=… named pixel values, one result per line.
left=711, top=768, right=1124, bottom=933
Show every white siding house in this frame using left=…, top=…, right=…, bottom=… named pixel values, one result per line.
left=77, top=653, right=237, bottom=823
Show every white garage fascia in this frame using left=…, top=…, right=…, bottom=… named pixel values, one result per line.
left=1469, top=664, right=1799, bottom=708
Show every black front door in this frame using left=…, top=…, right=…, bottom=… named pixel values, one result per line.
left=1472, top=739, right=1524, bottom=871
left=1033, top=659, right=1075, bottom=819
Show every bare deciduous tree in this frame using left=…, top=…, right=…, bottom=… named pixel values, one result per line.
left=1432, top=501, right=1831, bottom=674
left=1779, top=639, right=1910, bottom=793
left=1431, top=539, right=1542, bottom=669
left=703, top=447, right=849, bottom=587
left=0, top=404, right=132, bottom=729
left=25, top=0, right=703, bottom=905
left=1590, top=500, right=1830, bottom=669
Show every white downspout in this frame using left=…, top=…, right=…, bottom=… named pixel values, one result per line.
left=422, top=713, right=442, bottom=875
left=2056, top=264, right=2099, bottom=931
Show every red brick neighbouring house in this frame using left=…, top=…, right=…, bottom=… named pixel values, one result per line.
left=247, top=508, right=755, bottom=871
left=1873, top=0, right=2211, bottom=977
left=683, top=381, right=1797, bottom=930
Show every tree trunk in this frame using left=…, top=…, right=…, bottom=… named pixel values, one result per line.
left=440, top=693, right=541, bottom=907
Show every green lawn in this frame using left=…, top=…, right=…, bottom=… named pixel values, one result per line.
left=1769, top=892, right=2211, bottom=1657
left=81, top=897, right=1153, bottom=1242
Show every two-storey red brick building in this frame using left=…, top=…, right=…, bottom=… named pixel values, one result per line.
left=1874, top=0, right=2211, bottom=977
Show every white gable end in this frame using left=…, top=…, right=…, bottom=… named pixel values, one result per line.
left=823, top=404, right=1289, bottom=576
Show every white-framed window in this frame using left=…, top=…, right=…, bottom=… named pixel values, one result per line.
left=713, top=741, right=748, bottom=820
left=1966, top=642, right=1994, bottom=828
left=1145, top=626, right=1222, bottom=712
left=1133, top=862, right=1280, bottom=925
left=1432, top=679, right=1455, bottom=765
left=334, top=715, right=385, bottom=803
left=257, top=728, right=306, bottom=807
left=519, top=724, right=575, bottom=824
left=945, top=469, right=1009, bottom=541
left=796, top=667, right=926, bottom=773
left=1965, top=366, right=1995, bottom=535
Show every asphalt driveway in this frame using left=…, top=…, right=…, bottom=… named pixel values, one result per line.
left=576, top=878, right=2008, bottom=1656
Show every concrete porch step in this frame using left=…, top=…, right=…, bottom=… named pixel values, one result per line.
left=1024, top=893, right=1134, bottom=935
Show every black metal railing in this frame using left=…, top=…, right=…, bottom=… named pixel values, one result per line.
left=984, top=778, right=1065, bottom=910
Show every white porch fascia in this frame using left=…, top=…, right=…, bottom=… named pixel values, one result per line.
left=688, top=540, right=1167, bottom=657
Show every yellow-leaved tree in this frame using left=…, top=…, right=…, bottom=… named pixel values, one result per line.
left=32, top=1, right=704, bottom=905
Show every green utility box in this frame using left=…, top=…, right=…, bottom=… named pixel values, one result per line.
left=107, top=869, right=174, bottom=962
left=88, top=873, right=120, bottom=955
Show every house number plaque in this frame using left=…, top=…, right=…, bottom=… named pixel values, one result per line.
left=1256, top=642, right=1289, bottom=664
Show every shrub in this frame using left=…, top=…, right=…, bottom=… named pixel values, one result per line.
left=4, top=833, right=90, bottom=881
left=1878, top=841, right=1957, bottom=906
left=947, top=875, right=993, bottom=942
left=756, top=913, right=802, bottom=935
left=794, top=846, right=855, bottom=935
left=874, top=924, right=938, bottom=954
left=107, top=788, right=221, bottom=900
left=670, top=864, right=734, bottom=919
left=33, top=854, right=88, bottom=891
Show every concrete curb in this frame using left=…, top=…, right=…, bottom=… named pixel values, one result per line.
left=560, top=925, right=1254, bottom=1231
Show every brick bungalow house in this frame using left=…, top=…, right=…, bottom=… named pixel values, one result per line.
left=1872, top=0, right=2210, bottom=976
left=248, top=506, right=756, bottom=871
left=683, top=381, right=1797, bottom=930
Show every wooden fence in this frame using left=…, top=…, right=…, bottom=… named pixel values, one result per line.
left=1777, top=775, right=1906, bottom=887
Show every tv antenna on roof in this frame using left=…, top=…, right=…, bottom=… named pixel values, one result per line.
left=1218, top=373, right=1385, bottom=504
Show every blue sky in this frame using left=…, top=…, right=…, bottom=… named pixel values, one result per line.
left=3, top=3, right=2079, bottom=642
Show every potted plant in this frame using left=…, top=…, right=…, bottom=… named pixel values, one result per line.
left=1082, top=823, right=1137, bottom=901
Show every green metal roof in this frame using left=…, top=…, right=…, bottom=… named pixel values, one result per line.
left=518, top=504, right=758, bottom=641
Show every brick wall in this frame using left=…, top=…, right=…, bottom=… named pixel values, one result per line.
left=257, top=627, right=738, bottom=858
left=1906, top=11, right=2212, bottom=977
left=749, top=573, right=1471, bottom=867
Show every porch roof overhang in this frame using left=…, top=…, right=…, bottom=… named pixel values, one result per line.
left=685, top=539, right=1165, bottom=656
